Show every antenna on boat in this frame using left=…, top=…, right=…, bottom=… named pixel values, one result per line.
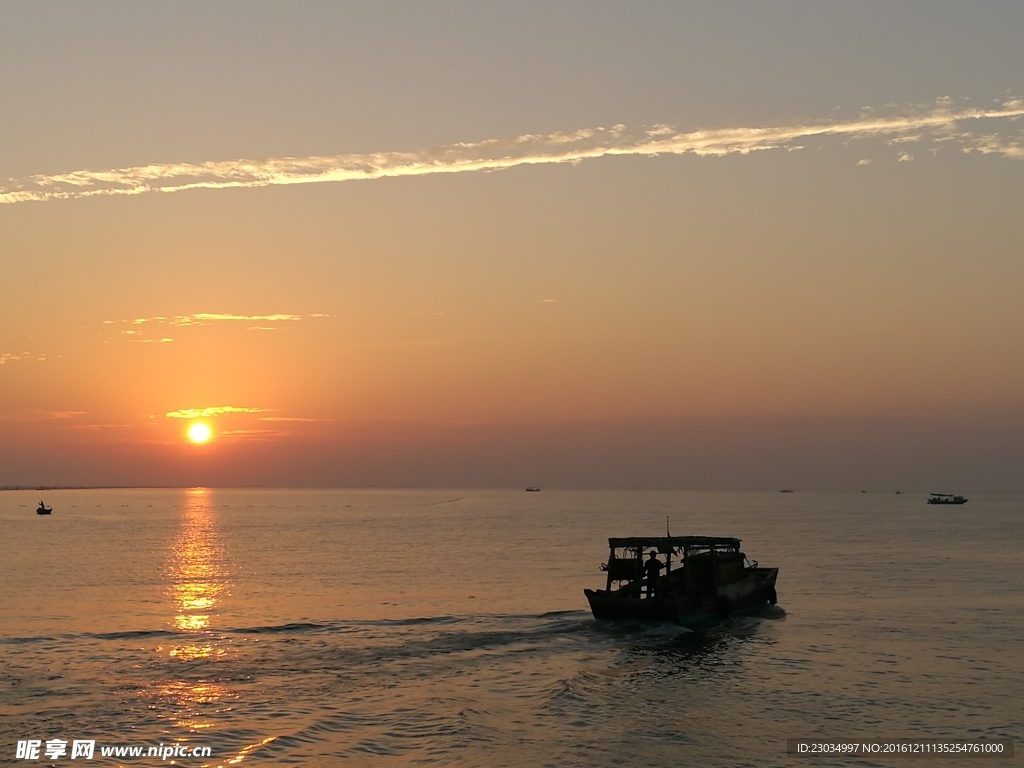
left=666, top=515, right=670, bottom=537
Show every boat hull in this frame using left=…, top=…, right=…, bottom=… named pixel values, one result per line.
left=585, top=567, right=778, bottom=627
left=585, top=589, right=679, bottom=622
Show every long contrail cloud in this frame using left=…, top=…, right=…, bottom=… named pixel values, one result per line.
left=2, top=96, right=1022, bottom=205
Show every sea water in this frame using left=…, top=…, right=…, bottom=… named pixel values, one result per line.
left=1, top=488, right=1021, bottom=766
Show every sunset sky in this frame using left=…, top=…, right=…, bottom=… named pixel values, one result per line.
left=2, top=2, right=1023, bottom=490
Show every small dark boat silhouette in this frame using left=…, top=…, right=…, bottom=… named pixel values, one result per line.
left=36, top=504, right=52, bottom=515
left=927, top=493, right=967, bottom=505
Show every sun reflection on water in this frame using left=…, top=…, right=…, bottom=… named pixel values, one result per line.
left=159, top=488, right=234, bottom=733
left=168, top=487, right=229, bottom=640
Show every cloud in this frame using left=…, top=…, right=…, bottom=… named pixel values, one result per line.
left=1, top=352, right=47, bottom=364
left=259, top=416, right=334, bottom=422
left=102, top=312, right=332, bottom=341
left=0, top=409, right=87, bottom=422
left=218, top=429, right=280, bottom=438
left=72, top=422, right=132, bottom=431
left=112, top=312, right=330, bottom=327
left=962, top=134, right=1024, bottom=159
left=189, top=313, right=332, bottom=322
left=165, top=406, right=269, bottom=419
left=3, top=97, right=1023, bottom=205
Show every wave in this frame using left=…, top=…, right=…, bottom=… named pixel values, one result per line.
left=0, top=628, right=183, bottom=645
left=231, top=621, right=334, bottom=634
left=0, top=608, right=739, bottom=654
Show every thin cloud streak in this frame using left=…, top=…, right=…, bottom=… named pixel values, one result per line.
left=2, top=97, right=1023, bottom=205
left=102, top=312, right=333, bottom=342
left=166, top=406, right=269, bottom=419
left=1, top=353, right=47, bottom=365
left=106, top=313, right=332, bottom=327
left=0, top=409, right=87, bottom=422
left=259, top=416, right=334, bottom=422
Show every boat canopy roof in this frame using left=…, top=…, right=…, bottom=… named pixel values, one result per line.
left=607, top=535, right=740, bottom=550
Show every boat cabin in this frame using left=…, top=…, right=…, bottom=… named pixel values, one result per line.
left=600, top=535, right=748, bottom=599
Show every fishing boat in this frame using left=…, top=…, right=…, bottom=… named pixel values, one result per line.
left=36, top=503, right=52, bottom=515
left=584, top=535, right=778, bottom=626
left=927, top=493, right=967, bottom=505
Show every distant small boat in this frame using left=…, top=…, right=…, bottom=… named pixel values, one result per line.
left=927, top=493, right=967, bottom=505
left=36, top=503, right=52, bottom=515
left=779, top=489, right=794, bottom=493
left=525, top=487, right=541, bottom=492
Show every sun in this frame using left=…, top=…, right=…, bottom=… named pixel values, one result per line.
left=187, top=422, right=212, bottom=444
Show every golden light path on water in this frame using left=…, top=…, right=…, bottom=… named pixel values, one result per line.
left=167, top=488, right=228, bottom=646
left=147, top=488, right=230, bottom=763
left=156, top=489, right=280, bottom=765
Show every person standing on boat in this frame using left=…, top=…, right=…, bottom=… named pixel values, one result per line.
left=644, top=551, right=663, bottom=599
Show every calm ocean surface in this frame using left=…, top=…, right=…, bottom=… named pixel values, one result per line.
left=1, top=488, right=1021, bottom=767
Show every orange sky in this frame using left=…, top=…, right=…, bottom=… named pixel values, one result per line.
left=2, top=4, right=1023, bottom=490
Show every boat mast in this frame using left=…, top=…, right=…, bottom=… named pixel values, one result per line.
left=605, top=542, right=614, bottom=591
